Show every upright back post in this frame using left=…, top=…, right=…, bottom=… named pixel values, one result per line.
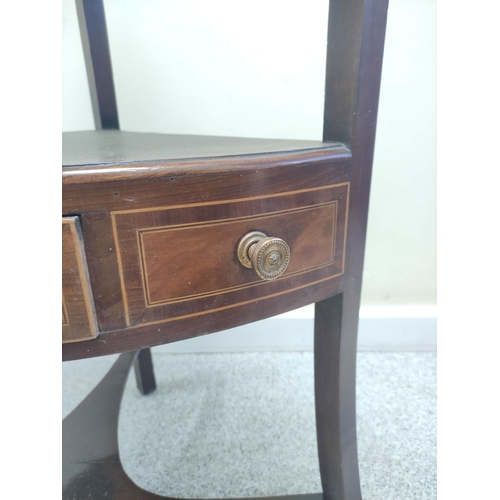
left=75, top=0, right=119, bottom=130
left=316, top=0, right=389, bottom=499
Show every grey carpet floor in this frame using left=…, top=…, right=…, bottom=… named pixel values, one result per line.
left=62, top=351, right=436, bottom=499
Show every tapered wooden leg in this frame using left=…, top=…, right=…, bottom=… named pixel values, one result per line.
left=314, top=293, right=362, bottom=500
left=134, top=347, right=157, bottom=395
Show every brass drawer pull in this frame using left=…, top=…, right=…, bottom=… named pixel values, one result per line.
left=237, top=231, right=290, bottom=280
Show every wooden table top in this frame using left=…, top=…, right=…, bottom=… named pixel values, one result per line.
left=63, top=130, right=339, bottom=167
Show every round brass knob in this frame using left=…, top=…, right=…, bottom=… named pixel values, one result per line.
left=237, top=231, right=290, bottom=280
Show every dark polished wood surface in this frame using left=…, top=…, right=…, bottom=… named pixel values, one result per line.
left=62, top=142, right=350, bottom=212
left=80, top=211, right=128, bottom=332
left=62, top=217, right=98, bottom=343
left=63, top=130, right=343, bottom=167
left=62, top=142, right=352, bottom=357
left=62, top=272, right=343, bottom=361
left=62, top=148, right=350, bottom=358
left=112, top=182, right=348, bottom=327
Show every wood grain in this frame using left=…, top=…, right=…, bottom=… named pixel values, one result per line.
left=110, top=183, right=348, bottom=327
left=62, top=145, right=351, bottom=214
left=140, top=204, right=336, bottom=304
left=63, top=149, right=350, bottom=336
left=80, top=212, right=127, bottom=332
left=315, top=293, right=346, bottom=499
left=62, top=271, right=343, bottom=361
left=62, top=217, right=99, bottom=343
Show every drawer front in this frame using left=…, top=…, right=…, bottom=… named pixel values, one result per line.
left=62, top=217, right=98, bottom=342
left=111, top=182, right=349, bottom=328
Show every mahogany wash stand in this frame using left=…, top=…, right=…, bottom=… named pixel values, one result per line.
left=62, top=0, right=389, bottom=498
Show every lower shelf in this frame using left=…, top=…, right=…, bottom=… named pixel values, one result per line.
left=62, top=350, right=324, bottom=500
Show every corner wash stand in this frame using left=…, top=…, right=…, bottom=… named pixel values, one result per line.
left=62, top=0, right=389, bottom=498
